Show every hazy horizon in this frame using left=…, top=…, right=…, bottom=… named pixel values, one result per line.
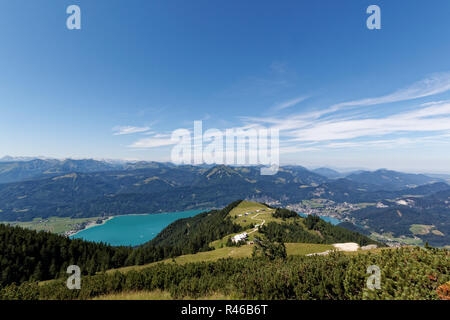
left=2, top=154, right=450, bottom=175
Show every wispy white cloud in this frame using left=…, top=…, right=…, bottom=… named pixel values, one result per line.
left=113, top=126, right=151, bottom=135
left=243, top=73, right=450, bottom=153
left=323, top=72, right=450, bottom=116
left=271, top=96, right=309, bottom=112
left=288, top=101, right=450, bottom=142
left=121, top=73, right=450, bottom=158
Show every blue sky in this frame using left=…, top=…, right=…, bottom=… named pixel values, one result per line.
left=1, top=0, right=450, bottom=172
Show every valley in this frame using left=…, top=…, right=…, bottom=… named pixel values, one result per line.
left=0, top=159, right=449, bottom=247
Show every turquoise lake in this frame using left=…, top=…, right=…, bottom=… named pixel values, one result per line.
left=70, top=210, right=203, bottom=246
left=70, top=209, right=341, bottom=247
left=298, top=212, right=341, bottom=225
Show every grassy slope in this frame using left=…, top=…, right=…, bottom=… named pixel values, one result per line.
left=107, top=242, right=335, bottom=274
left=210, top=200, right=314, bottom=247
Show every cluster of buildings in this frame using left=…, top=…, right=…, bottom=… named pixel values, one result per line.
left=232, top=208, right=267, bottom=243
left=237, top=208, right=265, bottom=218
left=287, top=200, right=361, bottom=222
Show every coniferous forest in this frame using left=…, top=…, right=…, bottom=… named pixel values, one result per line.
left=1, top=247, right=448, bottom=300
left=0, top=202, right=238, bottom=286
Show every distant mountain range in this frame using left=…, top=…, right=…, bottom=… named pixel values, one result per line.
left=345, top=169, right=441, bottom=191
left=0, top=164, right=328, bottom=220
left=425, top=173, right=450, bottom=183
left=0, top=158, right=176, bottom=184
left=0, top=157, right=445, bottom=186
left=313, top=167, right=443, bottom=189
left=0, top=158, right=448, bottom=246
left=312, top=167, right=344, bottom=179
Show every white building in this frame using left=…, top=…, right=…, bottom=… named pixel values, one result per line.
left=231, top=232, right=248, bottom=243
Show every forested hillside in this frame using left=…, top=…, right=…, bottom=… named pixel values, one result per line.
left=0, top=158, right=172, bottom=184
left=0, top=224, right=165, bottom=287
left=348, top=189, right=450, bottom=247
left=346, top=169, right=440, bottom=191
left=0, top=159, right=120, bottom=184
left=261, top=215, right=379, bottom=246
left=147, top=200, right=244, bottom=251
left=1, top=247, right=448, bottom=300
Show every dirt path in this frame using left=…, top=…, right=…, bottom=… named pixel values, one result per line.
left=248, top=212, right=266, bottom=234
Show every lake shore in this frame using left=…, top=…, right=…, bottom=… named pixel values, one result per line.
left=67, top=211, right=201, bottom=238
left=66, top=216, right=114, bottom=237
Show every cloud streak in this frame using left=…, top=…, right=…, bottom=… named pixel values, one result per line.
left=323, top=72, right=450, bottom=116
left=271, top=96, right=309, bottom=111
left=113, top=126, right=151, bottom=135
left=123, top=73, right=450, bottom=158
left=243, top=72, right=450, bottom=154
